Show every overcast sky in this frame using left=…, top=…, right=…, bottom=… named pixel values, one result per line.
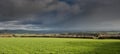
left=0, top=0, right=120, bottom=31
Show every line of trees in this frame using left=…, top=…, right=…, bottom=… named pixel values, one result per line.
left=0, top=32, right=120, bottom=39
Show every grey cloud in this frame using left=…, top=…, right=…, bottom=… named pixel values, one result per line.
left=0, top=21, right=51, bottom=30
left=0, top=0, right=120, bottom=31
left=0, top=0, right=54, bottom=20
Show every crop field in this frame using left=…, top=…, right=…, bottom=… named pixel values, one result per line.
left=0, top=38, right=119, bottom=54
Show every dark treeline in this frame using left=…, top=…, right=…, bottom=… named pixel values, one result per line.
left=0, top=32, right=120, bottom=39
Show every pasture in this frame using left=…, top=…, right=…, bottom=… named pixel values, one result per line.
left=0, top=38, right=119, bottom=54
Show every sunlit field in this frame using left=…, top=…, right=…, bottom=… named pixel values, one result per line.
left=0, top=38, right=120, bottom=54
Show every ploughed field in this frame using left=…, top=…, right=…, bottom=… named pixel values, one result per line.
left=0, top=38, right=120, bottom=54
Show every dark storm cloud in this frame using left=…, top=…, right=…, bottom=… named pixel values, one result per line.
left=0, top=0, right=54, bottom=21
left=0, top=0, right=120, bottom=31
left=0, top=0, right=75, bottom=24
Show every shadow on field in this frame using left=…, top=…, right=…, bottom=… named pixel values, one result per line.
left=67, top=40, right=120, bottom=54
left=92, top=42, right=120, bottom=54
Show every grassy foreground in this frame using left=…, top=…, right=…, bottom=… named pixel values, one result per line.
left=0, top=38, right=119, bottom=54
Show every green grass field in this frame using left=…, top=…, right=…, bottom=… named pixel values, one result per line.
left=0, top=38, right=119, bottom=54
